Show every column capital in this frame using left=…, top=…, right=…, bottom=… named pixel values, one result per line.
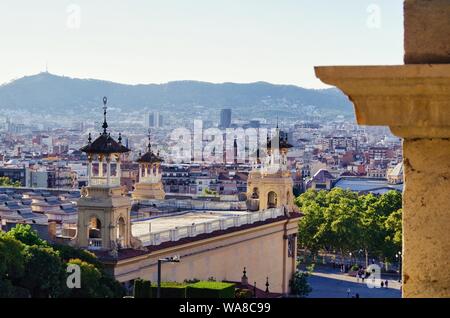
left=315, top=64, right=450, bottom=138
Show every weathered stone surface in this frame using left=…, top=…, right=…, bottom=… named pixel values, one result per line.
left=403, top=139, right=450, bottom=297
left=132, top=181, right=165, bottom=200
left=315, top=64, right=450, bottom=138
left=404, top=0, right=450, bottom=64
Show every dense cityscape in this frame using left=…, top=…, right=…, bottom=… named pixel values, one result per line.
left=1, top=0, right=449, bottom=307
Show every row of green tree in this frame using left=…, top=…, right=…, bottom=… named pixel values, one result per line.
left=295, top=189, right=402, bottom=265
left=0, top=224, right=124, bottom=298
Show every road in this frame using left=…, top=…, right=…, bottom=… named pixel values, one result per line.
left=307, top=266, right=402, bottom=298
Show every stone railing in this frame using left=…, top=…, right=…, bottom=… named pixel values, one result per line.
left=136, top=207, right=285, bottom=246
left=136, top=198, right=248, bottom=211
left=89, top=176, right=121, bottom=187
left=88, top=238, right=102, bottom=250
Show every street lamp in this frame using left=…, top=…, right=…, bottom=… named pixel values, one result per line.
left=157, top=256, right=181, bottom=298
left=395, top=251, right=402, bottom=283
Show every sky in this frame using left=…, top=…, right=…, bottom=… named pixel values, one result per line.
left=0, top=0, right=404, bottom=88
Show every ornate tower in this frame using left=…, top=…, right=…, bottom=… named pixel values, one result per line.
left=75, top=97, right=134, bottom=252
left=246, top=127, right=296, bottom=213
left=132, top=130, right=165, bottom=200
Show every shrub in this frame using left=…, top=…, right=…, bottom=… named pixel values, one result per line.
left=351, top=264, right=360, bottom=272
left=134, top=279, right=152, bottom=298
left=53, top=244, right=101, bottom=268
left=186, top=281, right=235, bottom=298
left=290, top=271, right=312, bottom=298
left=6, top=224, right=47, bottom=247
left=150, top=282, right=186, bottom=298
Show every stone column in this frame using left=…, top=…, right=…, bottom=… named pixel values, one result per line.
left=314, top=0, right=450, bottom=298
left=401, top=138, right=450, bottom=297
left=315, top=64, right=450, bottom=298
left=87, top=156, right=93, bottom=186
left=116, top=155, right=121, bottom=185
left=98, top=155, right=104, bottom=177
left=106, top=155, right=111, bottom=186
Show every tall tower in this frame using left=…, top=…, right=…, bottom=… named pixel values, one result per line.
left=219, top=109, right=232, bottom=129
left=132, top=130, right=165, bottom=200
left=75, top=97, right=134, bottom=252
left=246, top=127, right=297, bottom=213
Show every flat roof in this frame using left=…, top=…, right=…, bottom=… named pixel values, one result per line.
left=334, top=177, right=403, bottom=192
left=131, top=210, right=250, bottom=236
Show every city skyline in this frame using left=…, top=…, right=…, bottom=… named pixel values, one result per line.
left=0, top=0, right=403, bottom=89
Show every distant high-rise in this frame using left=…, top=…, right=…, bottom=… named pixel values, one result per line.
left=148, top=112, right=163, bottom=128
left=249, top=120, right=260, bottom=129
left=219, top=109, right=232, bottom=129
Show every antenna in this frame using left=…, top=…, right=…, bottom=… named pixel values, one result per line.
left=147, top=128, right=152, bottom=151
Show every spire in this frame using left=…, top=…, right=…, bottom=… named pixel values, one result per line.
left=118, top=133, right=122, bottom=144
left=88, top=132, right=92, bottom=144
left=147, top=128, right=152, bottom=152
left=102, top=96, right=108, bottom=135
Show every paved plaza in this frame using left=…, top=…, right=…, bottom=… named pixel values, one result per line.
left=307, top=266, right=402, bottom=298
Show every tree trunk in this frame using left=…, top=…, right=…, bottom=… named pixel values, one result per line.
left=365, top=249, right=369, bottom=268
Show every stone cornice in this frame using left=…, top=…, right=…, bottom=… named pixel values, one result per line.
left=315, top=64, right=450, bottom=138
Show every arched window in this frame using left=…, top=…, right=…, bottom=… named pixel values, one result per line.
left=117, top=217, right=126, bottom=247
left=267, top=191, right=278, bottom=208
left=251, top=187, right=260, bottom=199
left=88, top=217, right=102, bottom=239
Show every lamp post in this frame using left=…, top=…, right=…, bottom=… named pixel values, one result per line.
left=396, top=251, right=402, bottom=283
left=157, top=256, right=180, bottom=298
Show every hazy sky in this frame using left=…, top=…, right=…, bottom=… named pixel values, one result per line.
left=0, top=0, right=403, bottom=88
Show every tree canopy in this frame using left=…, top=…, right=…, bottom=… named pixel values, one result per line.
left=0, top=176, right=21, bottom=187
left=0, top=224, right=124, bottom=298
left=295, top=189, right=402, bottom=263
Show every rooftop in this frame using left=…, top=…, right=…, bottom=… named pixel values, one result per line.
left=97, top=210, right=302, bottom=261
left=80, top=133, right=130, bottom=155
left=333, top=176, right=403, bottom=193
left=132, top=210, right=249, bottom=236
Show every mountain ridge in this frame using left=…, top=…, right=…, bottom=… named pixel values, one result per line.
left=0, top=72, right=353, bottom=117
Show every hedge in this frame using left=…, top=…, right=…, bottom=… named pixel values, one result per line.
left=186, top=281, right=235, bottom=298
left=133, top=279, right=152, bottom=298
left=150, top=282, right=187, bottom=298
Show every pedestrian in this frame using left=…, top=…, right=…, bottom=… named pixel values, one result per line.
left=356, top=273, right=360, bottom=283
left=381, top=281, right=384, bottom=288
left=385, top=280, right=389, bottom=288
left=355, top=293, right=360, bottom=298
